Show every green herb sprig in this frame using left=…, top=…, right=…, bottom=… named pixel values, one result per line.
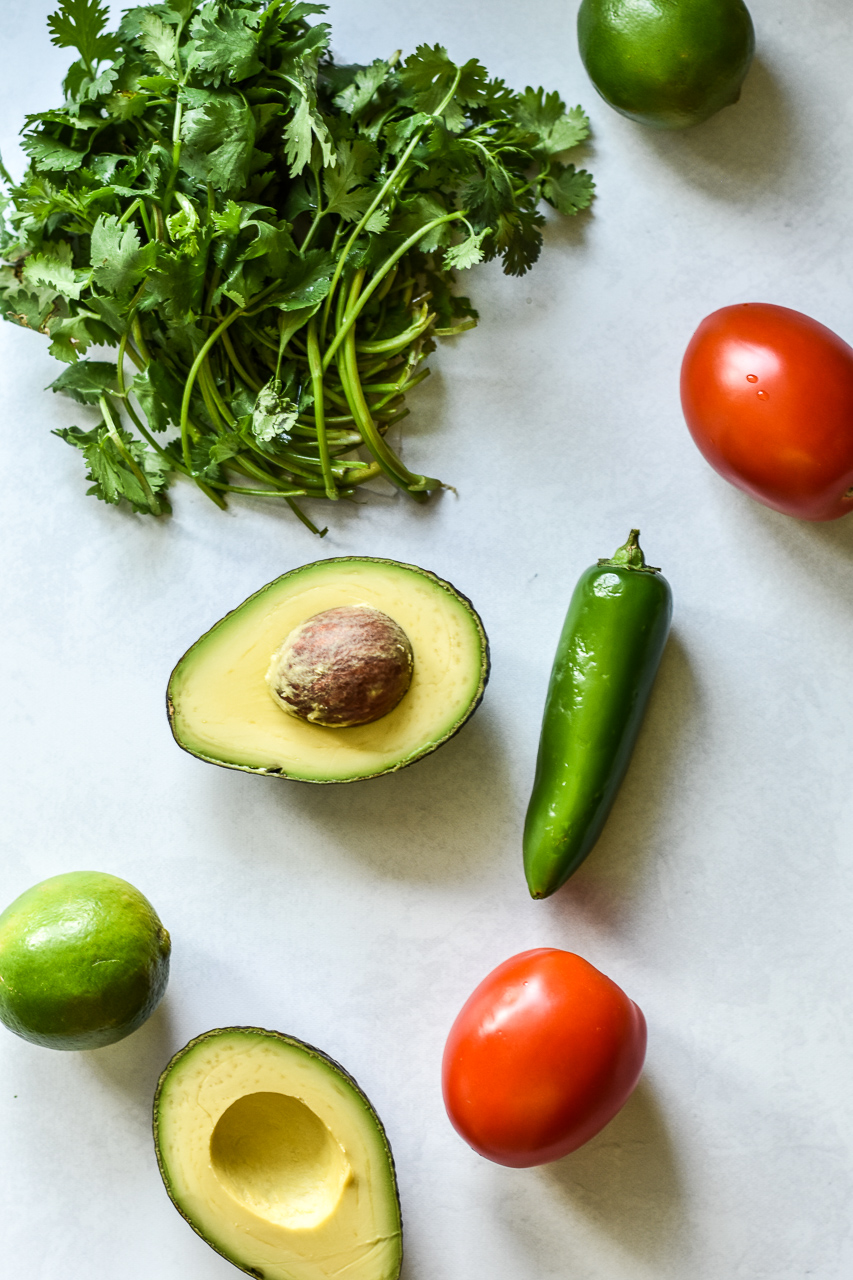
left=0, top=0, right=593, bottom=533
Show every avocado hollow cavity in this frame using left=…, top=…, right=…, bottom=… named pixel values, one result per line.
left=210, top=1091, right=351, bottom=1230
left=153, top=1027, right=403, bottom=1280
left=167, top=557, right=489, bottom=783
left=265, top=604, right=414, bottom=728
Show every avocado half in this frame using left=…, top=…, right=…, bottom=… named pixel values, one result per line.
left=167, top=557, right=490, bottom=783
left=153, top=1027, right=403, bottom=1280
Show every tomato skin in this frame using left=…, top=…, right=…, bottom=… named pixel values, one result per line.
left=680, top=303, right=853, bottom=521
left=441, top=949, right=646, bottom=1168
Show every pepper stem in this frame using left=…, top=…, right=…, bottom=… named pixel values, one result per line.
left=598, top=529, right=660, bottom=573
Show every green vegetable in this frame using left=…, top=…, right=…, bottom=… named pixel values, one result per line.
left=523, top=530, right=672, bottom=899
left=0, top=0, right=594, bottom=534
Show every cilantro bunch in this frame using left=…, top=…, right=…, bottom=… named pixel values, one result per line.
left=0, top=0, right=593, bottom=533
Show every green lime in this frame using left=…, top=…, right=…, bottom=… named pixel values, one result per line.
left=0, top=871, right=170, bottom=1051
left=577, top=0, right=755, bottom=130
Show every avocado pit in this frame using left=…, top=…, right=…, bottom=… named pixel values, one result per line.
left=266, top=604, right=414, bottom=727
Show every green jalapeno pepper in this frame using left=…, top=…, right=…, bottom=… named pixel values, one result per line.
left=523, top=530, right=672, bottom=899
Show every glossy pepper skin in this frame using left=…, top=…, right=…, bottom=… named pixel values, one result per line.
left=523, top=531, right=672, bottom=899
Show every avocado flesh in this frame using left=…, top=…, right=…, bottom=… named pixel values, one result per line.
left=154, top=1028, right=403, bottom=1280
left=167, top=558, right=489, bottom=782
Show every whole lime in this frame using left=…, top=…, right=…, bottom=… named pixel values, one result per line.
left=0, top=871, right=170, bottom=1050
left=577, top=0, right=756, bottom=130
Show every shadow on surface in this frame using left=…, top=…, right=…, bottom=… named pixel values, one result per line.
left=540, top=180, right=597, bottom=257
left=548, top=630, right=702, bottom=931
left=540, top=1077, right=687, bottom=1265
left=738, top=489, right=853, bottom=571
left=86, top=999, right=180, bottom=1102
left=252, top=702, right=513, bottom=887
left=637, top=57, right=795, bottom=200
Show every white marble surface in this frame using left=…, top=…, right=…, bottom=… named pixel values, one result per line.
left=2, top=2, right=853, bottom=1276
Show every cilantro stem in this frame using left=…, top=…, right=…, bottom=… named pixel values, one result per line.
left=355, top=308, right=434, bottom=355
left=162, top=99, right=184, bottom=216
left=198, top=362, right=229, bottom=432
left=235, top=450, right=328, bottom=491
left=336, top=274, right=436, bottom=498
left=208, top=479, right=310, bottom=497
left=285, top=499, right=327, bottom=537
left=307, top=315, right=338, bottom=500
left=114, top=342, right=133, bottom=391
left=132, top=316, right=151, bottom=366
left=368, top=368, right=429, bottom=409
left=322, top=212, right=464, bottom=371
left=300, top=168, right=325, bottom=254
left=119, top=198, right=144, bottom=227
left=239, top=318, right=279, bottom=353
left=219, top=326, right=262, bottom=392
left=321, top=66, right=463, bottom=339
left=201, top=359, right=235, bottom=428
left=179, top=309, right=246, bottom=469
left=344, top=462, right=383, bottom=486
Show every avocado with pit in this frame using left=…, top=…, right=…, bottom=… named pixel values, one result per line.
left=153, top=1027, right=403, bottom=1280
left=167, top=556, right=489, bottom=783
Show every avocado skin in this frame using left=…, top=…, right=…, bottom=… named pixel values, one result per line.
left=153, top=1026, right=403, bottom=1280
left=166, top=556, right=490, bottom=784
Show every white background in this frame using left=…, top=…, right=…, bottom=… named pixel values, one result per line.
left=2, top=1, right=853, bottom=1277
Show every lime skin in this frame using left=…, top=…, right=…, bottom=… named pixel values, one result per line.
left=578, top=0, right=756, bottom=130
left=0, top=871, right=170, bottom=1051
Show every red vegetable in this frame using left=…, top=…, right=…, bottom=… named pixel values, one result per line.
left=441, top=949, right=646, bottom=1167
left=680, top=302, right=853, bottom=520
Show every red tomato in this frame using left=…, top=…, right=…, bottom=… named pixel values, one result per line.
left=441, top=949, right=646, bottom=1168
left=680, top=302, right=853, bottom=521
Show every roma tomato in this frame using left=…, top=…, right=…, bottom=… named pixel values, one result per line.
left=680, top=302, right=853, bottom=520
left=441, top=949, right=646, bottom=1168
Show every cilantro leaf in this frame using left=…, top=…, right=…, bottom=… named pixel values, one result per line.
left=250, top=378, right=299, bottom=444
left=513, top=90, right=590, bottom=157
left=268, top=249, right=334, bottom=310
left=188, top=3, right=262, bottom=84
left=55, top=421, right=170, bottom=513
left=21, top=132, right=89, bottom=173
left=283, top=90, right=333, bottom=176
left=131, top=361, right=185, bottom=431
left=46, top=309, right=105, bottom=362
left=143, top=244, right=209, bottom=322
left=47, top=0, right=119, bottom=71
left=180, top=89, right=257, bottom=193
left=90, top=215, right=157, bottom=295
left=138, top=11, right=179, bottom=73
left=64, top=56, right=122, bottom=103
left=491, top=206, right=545, bottom=277
left=23, top=241, right=87, bottom=301
left=444, top=227, right=488, bottom=272
left=462, top=165, right=514, bottom=228
left=399, top=45, right=458, bottom=114
left=542, top=166, right=595, bottom=216
left=323, top=140, right=378, bottom=221
left=333, top=60, right=389, bottom=118
left=49, top=359, right=118, bottom=403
